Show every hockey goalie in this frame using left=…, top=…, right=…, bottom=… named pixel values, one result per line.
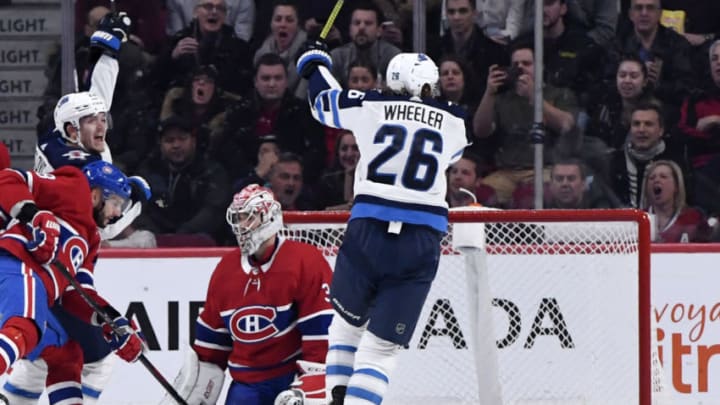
left=160, top=185, right=334, bottom=404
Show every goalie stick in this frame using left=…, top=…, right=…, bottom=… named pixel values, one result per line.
left=52, top=260, right=189, bottom=405
left=319, top=0, right=344, bottom=40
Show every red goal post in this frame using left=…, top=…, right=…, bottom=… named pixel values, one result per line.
left=281, top=208, right=668, bottom=405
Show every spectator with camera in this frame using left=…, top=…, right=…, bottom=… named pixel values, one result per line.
left=472, top=40, right=579, bottom=206
left=151, top=0, right=252, bottom=98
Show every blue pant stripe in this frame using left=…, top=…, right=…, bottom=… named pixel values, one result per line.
left=2, top=382, right=42, bottom=399
left=355, top=367, right=389, bottom=383
left=329, top=344, right=357, bottom=353
left=326, top=365, right=354, bottom=377
left=82, top=384, right=102, bottom=399
left=346, top=386, right=383, bottom=405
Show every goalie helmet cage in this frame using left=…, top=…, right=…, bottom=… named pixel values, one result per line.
left=281, top=209, right=670, bottom=405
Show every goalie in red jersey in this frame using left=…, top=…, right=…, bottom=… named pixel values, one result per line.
left=162, top=184, right=334, bottom=405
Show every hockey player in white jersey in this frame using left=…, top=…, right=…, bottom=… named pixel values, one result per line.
left=1, top=11, right=150, bottom=405
left=297, top=43, right=470, bottom=404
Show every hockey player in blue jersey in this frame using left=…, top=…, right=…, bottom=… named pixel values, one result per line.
left=1, top=11, right=150, bottom=405
left=297, top=44, right=470, bottom=404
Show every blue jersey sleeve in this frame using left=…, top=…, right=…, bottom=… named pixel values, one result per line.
left=36, top=131, right=102, bottom=171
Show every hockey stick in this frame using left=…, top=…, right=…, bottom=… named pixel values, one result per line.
left=52, top=260, right=189, bottom=405
left=319, top=0, right=344, bottom=40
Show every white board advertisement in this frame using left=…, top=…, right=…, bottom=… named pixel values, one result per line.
left=0, top=249, right=717, bottom=404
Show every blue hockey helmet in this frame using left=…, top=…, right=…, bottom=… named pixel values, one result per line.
left=82, top=160, right=132, bottom=202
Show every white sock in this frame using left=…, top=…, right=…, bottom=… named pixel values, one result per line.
left=325, top=316, right=366, bottom=400
left=344, top=331, right=399, bottom=405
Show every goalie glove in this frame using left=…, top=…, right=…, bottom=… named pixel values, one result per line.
left=296, top=40, right=332, bottom=79
left=274, top=360, right=326, bottom=405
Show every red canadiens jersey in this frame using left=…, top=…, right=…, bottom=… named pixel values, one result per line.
left=656, top=207, right=712, bottom=243
left=193, top=238, right=334, bottom=383
left=0, top=167, right=105, bottom=318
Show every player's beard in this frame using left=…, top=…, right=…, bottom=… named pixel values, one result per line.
left=93, top=201, right=106, bottom=228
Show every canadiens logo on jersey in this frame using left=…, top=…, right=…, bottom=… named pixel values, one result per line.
left=62, top=150, right=91, bottom=161
left=229, top=306, right=280, bottom=343
left=59, top=235, right=87, bottom=274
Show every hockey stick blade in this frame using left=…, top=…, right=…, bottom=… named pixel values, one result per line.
left=52, top=260, right=189, bottom=405
left=319, top=0, right=344, bottom=40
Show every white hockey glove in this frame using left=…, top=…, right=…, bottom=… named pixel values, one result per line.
left=274, top=360, right=327, bottom=405
left=159, top=349, right=224, bottom=405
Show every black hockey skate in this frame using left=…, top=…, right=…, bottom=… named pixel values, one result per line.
left=329, top=385, right=347, bottom=405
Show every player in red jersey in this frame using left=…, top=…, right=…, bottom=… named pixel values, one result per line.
left=0, top=143, right=9, bottom=170
left=0, top=161, right=144, bottom=404
left=162, top=184, right=333, bottom=405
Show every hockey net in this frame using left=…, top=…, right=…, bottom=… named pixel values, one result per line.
left=281, top=208, right=670, bottom=405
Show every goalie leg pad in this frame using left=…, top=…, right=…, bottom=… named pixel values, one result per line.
left=159, top=349, right=224, bottom=405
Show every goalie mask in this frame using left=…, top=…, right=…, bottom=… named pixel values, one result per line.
left=54, top=92, right=108, bottom=145
left=226, top=184, right=283, bottom=255
left=386, top=53, right=440, bottom=98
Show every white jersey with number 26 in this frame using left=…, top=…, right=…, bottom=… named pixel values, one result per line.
left=307, top=66, right=469, bottom=232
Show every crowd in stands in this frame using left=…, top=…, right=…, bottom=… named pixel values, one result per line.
left=34, top=0, right=720, bottom=245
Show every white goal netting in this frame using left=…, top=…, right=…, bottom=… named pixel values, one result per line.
left=281, top=209, right=670, bottom=405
